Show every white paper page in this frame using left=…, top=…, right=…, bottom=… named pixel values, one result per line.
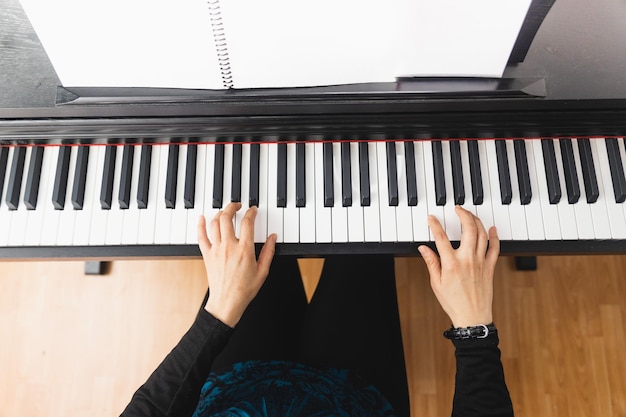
left=19, top=0, right=223, bottom=89
left=220, top=0, right=532, bottom=88
left=398, top=0, right=533, bottom=77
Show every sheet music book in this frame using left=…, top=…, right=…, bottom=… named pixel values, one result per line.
left=19, top=0, right=532, bottom=90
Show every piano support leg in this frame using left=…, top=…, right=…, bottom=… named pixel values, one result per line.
left=514, top=256, right=537, bottom=271
left=85, top=261, right=110, bottom=275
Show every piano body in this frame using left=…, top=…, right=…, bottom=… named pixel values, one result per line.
left=1, top=0, right=626, bottom=259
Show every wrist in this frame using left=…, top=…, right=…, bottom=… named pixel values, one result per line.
left=444, top=323, right=497, bottom=340
left=204, top=301, right=241, bottom=328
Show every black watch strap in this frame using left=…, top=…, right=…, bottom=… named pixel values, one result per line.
left=443, top=323, right=497, bottom=340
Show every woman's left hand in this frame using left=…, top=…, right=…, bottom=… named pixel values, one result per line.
left=198, top=202, right=277, bottom=327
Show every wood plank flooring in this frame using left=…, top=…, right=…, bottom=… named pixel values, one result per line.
left=1, top=255, right=625, bottom=417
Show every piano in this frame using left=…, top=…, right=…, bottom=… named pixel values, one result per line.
left=2, top=0, right=626, bottom=259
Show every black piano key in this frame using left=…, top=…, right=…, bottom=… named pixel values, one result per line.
left=164, top=144, right=179, bottom=209
left=52, top=146, right=71, bottom=210
left=358, top=142, right=370, bottom=206
left=432, top=141, right=446, bottom=206
left=467, top=140, right=484, bottom=205
left=118, top=145, right=134, bottom=209
left=577, top=139, right=599, bottom=203
left=0, top=147, right=9, bottom=205
left=6, top=147, right=26, bottom=210
left=450, top=140, right=465, bottom=205
left=276, top=143, right=287, bottom=208
left=296, top=143, right=306, bottom=207
left=100, top=146, right=116, bottom=210
left=184, top=144, right=197, bottom=209
left=71, top=146, right=89, bottom=210
left=605, top=138, right=626, bottom=203
left=386, top=141, right=399, bottom=206
left=559, top=139, right=581, bottom=204
left=495, top=140, right=512, bottom=205
left=341, top=142, right=352, bottom=207
left=212, top=144, right=225, bottom=208
left=541, top=139, right=562, bottom=204
left=323, top=142, right=334, bottom=207
left=404, top=141, right=418, bottom=206
left=137, top=145, right=152, bottom=209
left=231, top=143, right=242, bottom=203
left=24, top=146, right=44, bottom=210
left=249, top=143, right=260, bottom=207
left=513, top=140, right=532, bottom=205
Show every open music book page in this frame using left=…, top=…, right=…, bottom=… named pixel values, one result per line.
left=19, top=0, right=531, bottom=90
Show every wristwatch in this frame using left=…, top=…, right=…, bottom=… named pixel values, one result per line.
left=443, top=323, right=497, bottom=340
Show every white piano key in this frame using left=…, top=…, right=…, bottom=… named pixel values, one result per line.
left=376, top=141, right=397, bottom=242
left=56, top=145, right=79, bottom=246
left=441, top=140, right=461, bottom=241
left=221, top=143, right=239, bottom=236
left=239, top=142, right=251, bottom=222
left=0, top=147, right=14, bottom=246
left=25, top=146, right=54, bottom=245
left=170, top=144, right=188, bottom=244
left=186, top=144, right=207, bottom=244
left=41, top=147, right=64, bottom=245
left=422, top=140, right=444, bottom=241
left=505, top=140, right=529, bottom=240
left=551, top=139, right=578, bottom=240
left=8, top=146, right=32, bottom=246
left=522, top=140, right=546, bottom=240
left=485, top=140, right=513, bottom=240
left=138, top=145, right=161, bottom=244
left=314, top=142, right=332, bottom=243
left=459, top=140, right=478, bottom=216
left=121, top=145, right=143, bottom=244
left=411, top=141, right=430, bottom=241
left=154, top=144, right=173, bottom=244
left=104, top=145, right=124, bottom=245
left=363, top=141, right=381, bottom=242
left=73, top=145, right=98, bottom=246
left=300, top=142, right=317, bottom=243
left=530, top=139, right=561, bottom=240
left=577, top=138, right=611, bottom=239
left=254, top=143, right=269, bottom=242
left=569, top=139, right=599, bottom=239
left=593, top=138, right=626, bottom=238
left=267, top=143, right=283, bottom=242
left=283, top=143, right=300, bottom=243
left=474, top=141, right=495, bottom=231
left=617, top=137, right=626, bottom=233
left=347, top=142, right=365, bottom=242
left=331, top=142, right=348, bottom=243
left=395, top=141, right=414, bottom=242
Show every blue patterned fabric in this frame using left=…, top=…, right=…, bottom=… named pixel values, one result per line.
left=192, top=360, right=396, bottom=417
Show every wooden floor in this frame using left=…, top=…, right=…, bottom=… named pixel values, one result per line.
left=1, top=254, right=625, bottom=417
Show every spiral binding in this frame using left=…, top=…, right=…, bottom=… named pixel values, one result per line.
left=207, top=0, right=234, bottom=89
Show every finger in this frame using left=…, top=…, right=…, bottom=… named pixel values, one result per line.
left=256, top=233, right=277, bottom=280
left=427, top=215, right=454, bottom=256
left=209, top=211, right=222, bottom=245
left=418, top=245, right=442, bottom=286
left=220, top=202, right=242, bottom=241
left=239, top=206, right=258, bottom=245
left=474, top=216, right=489, bottom=256
left=485, top=226, right=500, bottom=273
left=456, top=205, right=478, bottom=251
left=197, top=215, right=212, bottom=255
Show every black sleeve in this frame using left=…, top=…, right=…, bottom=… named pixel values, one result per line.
left=120, top=309, right=233, bottom=417
left=450, top=332, right=514, bottom=417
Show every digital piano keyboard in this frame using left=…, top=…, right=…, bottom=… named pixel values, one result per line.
left=2, top=0, right=626, bottom=258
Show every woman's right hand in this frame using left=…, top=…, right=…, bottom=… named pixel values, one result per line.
left=418, top=206, right=500, bottom=328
